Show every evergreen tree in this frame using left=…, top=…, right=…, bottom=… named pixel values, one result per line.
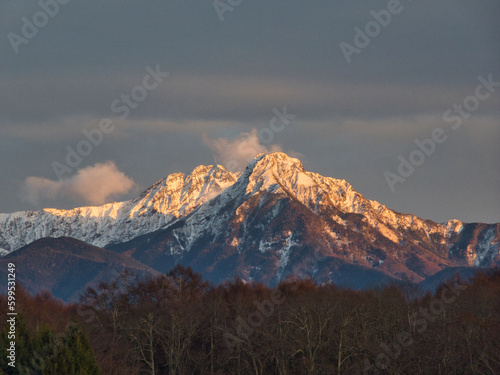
left=0, top=318, right=100, bottom=375
left=43, top=322, right=100, bottom=375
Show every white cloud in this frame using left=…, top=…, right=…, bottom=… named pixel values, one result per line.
left=203, top=128, right=283, bottom=171
left=22, top=161, right=135, bottom=206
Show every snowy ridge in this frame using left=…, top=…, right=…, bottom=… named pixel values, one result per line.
left=471, top=227, right=499, bottom=266
left=0, top=165, right=236, bottom=252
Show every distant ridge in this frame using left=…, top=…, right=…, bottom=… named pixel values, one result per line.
left=0, top=237, right=158, bottom=301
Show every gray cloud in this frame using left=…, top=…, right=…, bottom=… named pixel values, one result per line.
left=22, top=161, right=136, bottom=206
left=3, top=73, right=499, bottom=125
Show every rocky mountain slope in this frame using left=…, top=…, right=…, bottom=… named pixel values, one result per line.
left=107, top=153, right=499, bottom=285
left=1, top=153, right=498, bottom=288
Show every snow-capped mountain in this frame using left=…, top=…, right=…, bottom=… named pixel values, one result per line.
left=0, top=164, right=236, bottom=252
left=107, top=152, right=499, bottom=285
left=1, top=152, right=499, bottom=287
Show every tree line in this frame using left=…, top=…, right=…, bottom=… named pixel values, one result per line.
left=1, top=266, right=499, bottom=374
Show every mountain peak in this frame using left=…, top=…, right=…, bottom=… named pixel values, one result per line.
left=190, top=164, right=226, bottom=176
left=250, top=152, right=305, bottom=171
left=239, top=152, right=315, bottom=199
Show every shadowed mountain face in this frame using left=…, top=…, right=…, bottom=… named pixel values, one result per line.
left=1, top=153, right=499, bottom=298
left=0, top=237, right=158, bottom=302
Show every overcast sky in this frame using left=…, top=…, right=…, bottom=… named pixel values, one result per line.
left=0, top=0, right=499, bottom=223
